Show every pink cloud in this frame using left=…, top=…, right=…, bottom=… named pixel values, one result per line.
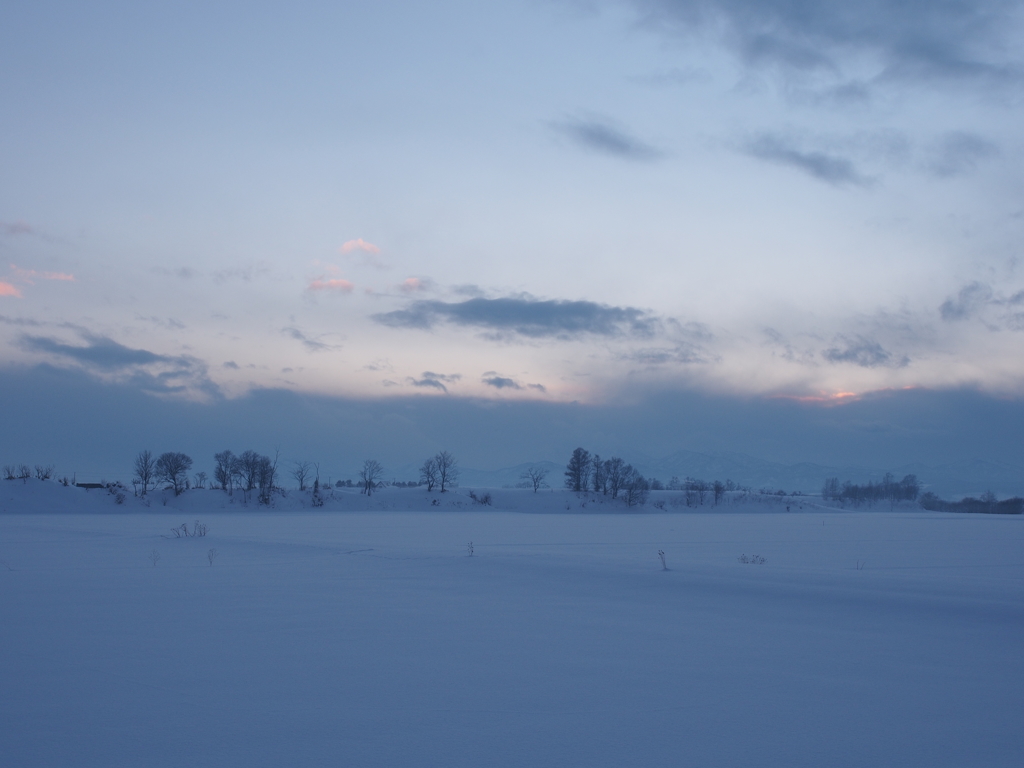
left=340, top=238, right=381, bottom=254
left=400, top=277, right=424, bottom=293
left=10, top=264, right=76, bottom=283
left=0, top=281, right=23, bottom=297
left=308, top=278, right=355, bottom=293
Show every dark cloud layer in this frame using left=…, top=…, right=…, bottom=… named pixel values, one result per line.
left=374, top=297, right=661, bottom=339
left=627, top=0, right=1023, bottom=83
left=2, top=364, right=1023, bottom=495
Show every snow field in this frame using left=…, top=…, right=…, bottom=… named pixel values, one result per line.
left=1, top=489, right=1022, bottom=767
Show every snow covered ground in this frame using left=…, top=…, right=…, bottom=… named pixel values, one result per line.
left=2, top=481, right=1022, bottom=767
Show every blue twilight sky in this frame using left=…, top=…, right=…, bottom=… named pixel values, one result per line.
left=2, top=1, right=1024, bottom=477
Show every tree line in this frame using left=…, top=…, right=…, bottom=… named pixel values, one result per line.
left=129, top=448, right=464, bottom=502
left=821, top=473, right=920, bottom=506
left=563, top=447, right=651, bottom=506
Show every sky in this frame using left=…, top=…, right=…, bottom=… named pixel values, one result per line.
left=2, top=1, right=1024, bottom=481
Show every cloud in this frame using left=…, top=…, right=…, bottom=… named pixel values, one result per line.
left=1, top=221, right=34, bottom=236
left=308, top=278, right=355, bottom=292
left=213, top=263, right=271, bottom=284
left=155, top=266, right=197, bottom=280
left=622, top=0, right=1023, bottom=85
left=374, top=296, right=662, bottom=339
left=551, top=116, right=664, bottom=161
left=223, top=361, right=240, bottom=369
left=938, top=281, right=1024, bottom=330
left=745, top=134, right=869, bottom=185
left=481, top=372, right=548, bottom=393
left=0, top=314, right=40, bottom=325
left=400, top=277, right=428, bottom=293
left=340, top=238, right=381, bottom=254
left=940, top=282, right=994, bottom=321
left=822, top=335, right=909, bottom=368
left=623, top=343, right=712, bottom=365
left=16, top=330, right=218, bottom=398
left=282, top=327, right=338, bottom=352
left=9, top=264, right=75, bottom=283
left=408, top=371, right=461, bottom=393
left=927, top=132, right=999, bottom=177
left=482, top=375, right=522, bottom=390
left=1, top=264, right=75, bottom=297
left=20, top=333, right=180, bottom=369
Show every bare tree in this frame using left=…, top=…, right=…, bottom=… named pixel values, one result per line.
left=193, top=471, right=207, bottom=489
left=237, top=450, right=262, bottom=492
left=519, top=466, right=549, bottom=493
left=622, top=465, right=649, bottom=507
left=213, top=450, right=236, bottom=492
left=359, top=459, right=384, bottom=496
left=310, top=462, right=325, bottom=507
left=257, top=451, right=278, bottom=505
left=155, top=452, right=193, bottom=496
left=292, top=460, right=312, bottom=491
left=34, top=464, right=54, bottom=480
left=713, top=480, right=726, bottom=505
left=133, top=450, right=155, bottom=496
left=604, top=457, right=625, bottom=499
left=419, top=457, right=438, bottom=491
left=591, top=454, right=605, bottom=494
left=435, top=451, right=459, bottom=492
left=564, top=448, right=591, bottom=493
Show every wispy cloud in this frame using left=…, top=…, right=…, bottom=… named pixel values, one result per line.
left=927, top=132, right=999, bottom=177
left=282, top=327, right=339, bottom=352
left=374, top=296, right=662, bottom=340
left=482, top=375, right=521, bottom=390
left=0, top=221, right=34, bottom=236
left=213, top=263, right=271, bottom=284
left=622, top=0, right=1023, bottom=87
left=17, top=330, right=218, bottom=398
left=938, top=281, right=1024, bottom=330
left=940, top=282, right=994, bottom=321
left=745, top=134, right=870, bottom=186
left=480, top=373, right=548, bottom=393
left=340, top=238, right=381, bottom=254
left=822, top=335, right=909, bottom=368
left=0, top=263, right=75, bottom=301
left=408, top=371, right=461, bottom=393
left=6, top=263, right=76, bottom=287
left=551, top=116, right=664, bottom=161
left=308, top=278, right=355, bottom=292
left=21, top=333, right=179, bottom=369
left=400, top=277, right=428, bottom=293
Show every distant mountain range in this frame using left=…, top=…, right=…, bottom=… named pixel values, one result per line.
left=443, top=451, right=1024, bottom=499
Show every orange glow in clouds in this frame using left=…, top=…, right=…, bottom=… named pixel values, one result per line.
left=773, top=391, right=860, bottom=405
